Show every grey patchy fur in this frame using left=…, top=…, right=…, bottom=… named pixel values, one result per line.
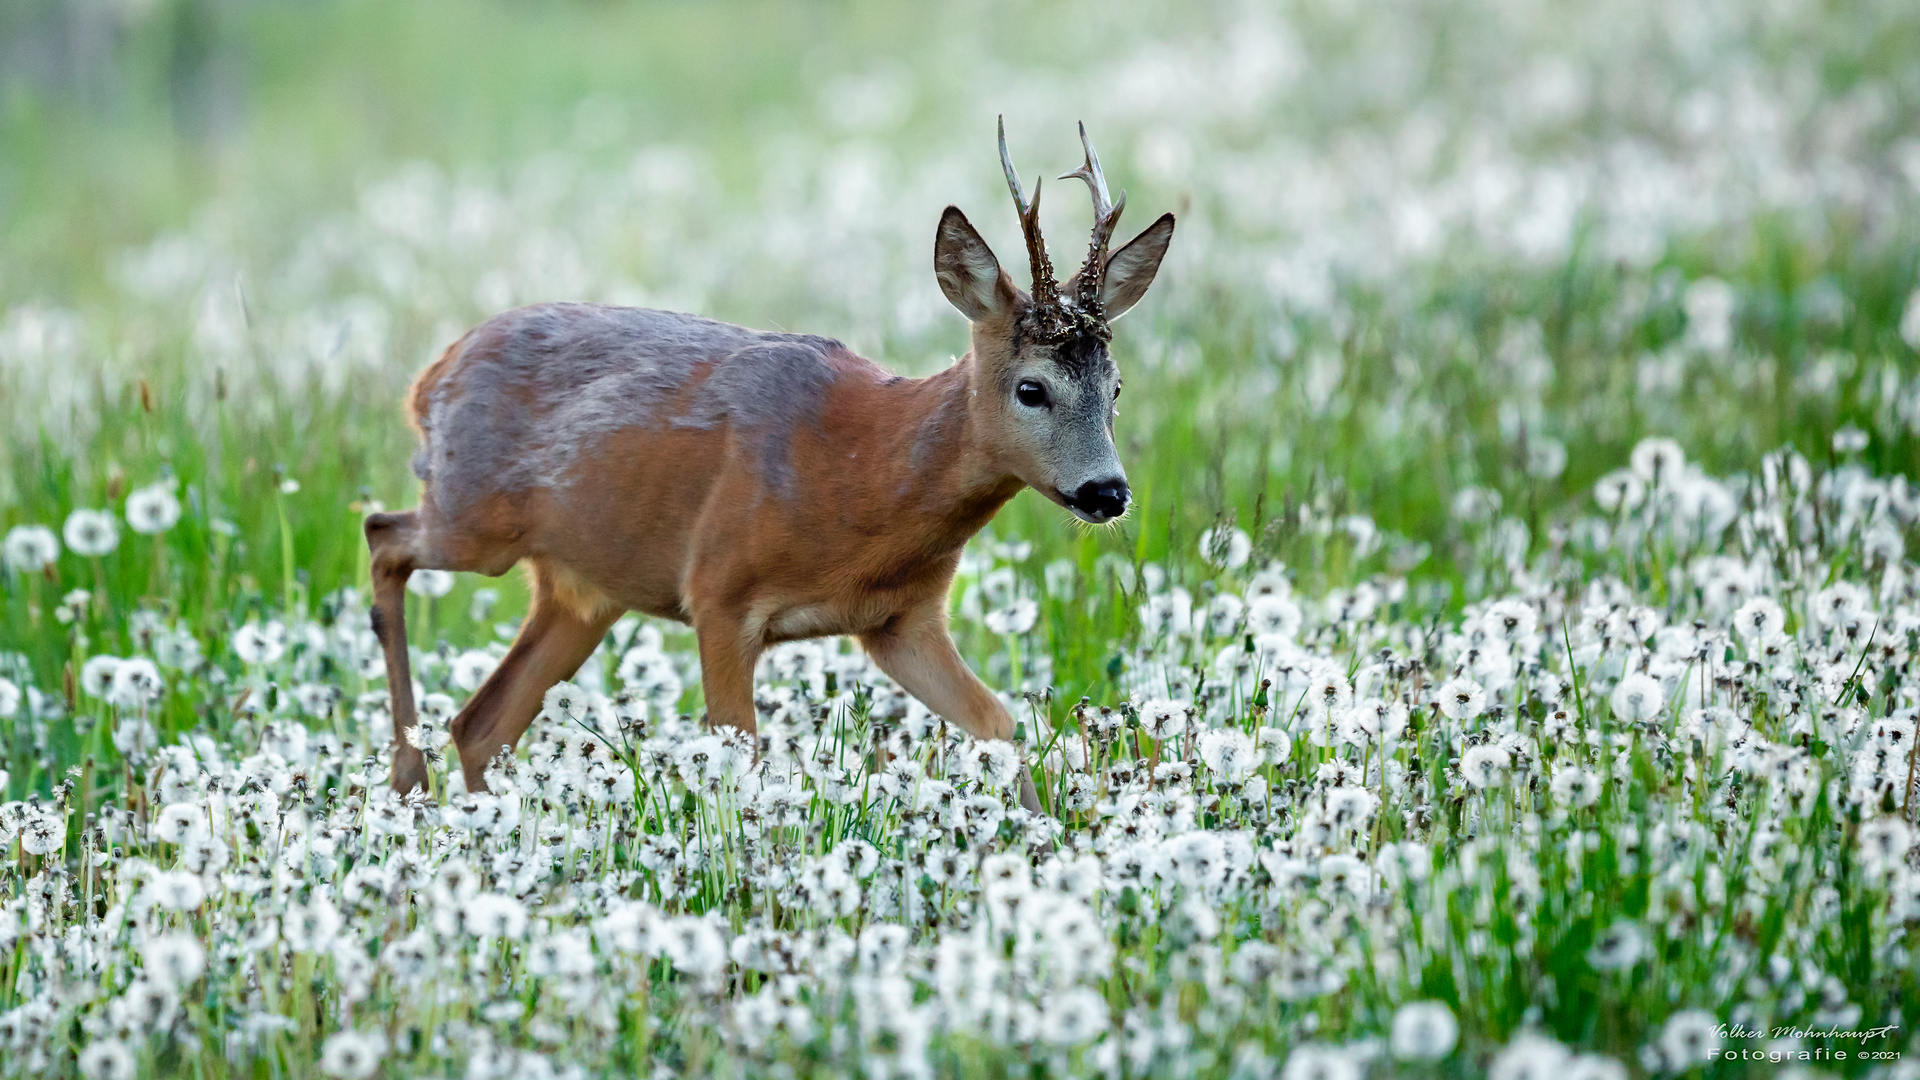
left=413, top=303, right=843, bottom=514
left=905, top=378, right=967, bottom=484
left=672, top=338, right=842, bottom=495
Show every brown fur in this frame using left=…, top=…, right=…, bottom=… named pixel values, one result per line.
left=366, top=190, right=1173, bottom=808
left=370, top=310, right=1036, bottom=797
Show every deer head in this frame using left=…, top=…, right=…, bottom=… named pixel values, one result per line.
left=933, top=119, right=1176, bottom=524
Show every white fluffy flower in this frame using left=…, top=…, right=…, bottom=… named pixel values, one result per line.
left=1460, top=743, right=1510, bottom=789
left=1198, top=525, right=1252, bottom=570
left=961, top=739, right=1020, bottom=790
left=1040, top=986, right=1110, bottom=1044
left=144, top=870, right=205, bottom=912
left=1593, top=470, right=1645, bottom=513
left=1245, top=594, right=1302, bottom=638
left=618, top=645, right=684, bottom=706
left=77, top=1040, right=136, bottom=1080
left=1256, top=725, right=1293, bottom=765
left=408, top=569, right=455, bottom=598
left=1281, top=1044, right=1362, bottom=1080
left=1489, top=1033, right=1570, bottom=1080
left=467, top=893, right=528, bottom=939
left=1435, top=677, right=1486, bottom=722
left=62, top=508, right=120, bottom=557
left=1628, top=436, right=1685, bottom=487
left=1390, top=1001, right=1458, bottom=1060
left=141, top=932, right=207, bottom=987
left=1901, top=287, right=1920, bottom=351
left=1303, top=666, right=1353, bottom=719
left=1551, top=767, right=1601, bottom=808
left=451, top=649, right=499, bottom=692
left=1137, top=698, right=1188, bottom=740
left=282, top=898, right=344, bottom=951
left=1197, top=728, right=1257, bottom=785
left=983, top=597, right=1038, bottom=635
left=542, top=680, right=590, bottom=725
left=1138, top=587, right=1195, bottom=637
left=294, top=683, right=340, bottom=719
left=1656, top=1009, right=1721, bottom=1069
left=153, top=802, right=205, bottom=845
left=80, top=655, right=122, bottom=698
left=1609, top=672, right=1665, bottom=724
left=1858, top=817, right=1914, bottom=872
left=319, top=1030, right=384, bottom=1080
left=125, top=483, right=182, bottom=535
left=109, top=657, right=165, bottom=709
left=658, top=915, right=729, bottom=978
left=1730, top=596, right=1786, bottom=648
left=2, top=525, right=59, bottom=573
left=1585, top=920, right=1646, bottom=971
left=232, top=621, right=288, bottom=665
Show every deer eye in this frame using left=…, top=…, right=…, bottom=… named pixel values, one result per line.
left=1114, top=381, right=1123, bottom=400
left=1015, top=381, right=1049, bottom=408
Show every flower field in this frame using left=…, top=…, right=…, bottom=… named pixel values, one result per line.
left=2, top=0, right=1920, bottom=1076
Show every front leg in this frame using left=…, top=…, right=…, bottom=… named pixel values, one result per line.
left=859, top=604, right=1041, bottom=812
left=693, top=603, right=762, bottom=737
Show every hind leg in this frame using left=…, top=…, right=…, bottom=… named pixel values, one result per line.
left=450, top=563, right=617, bottom=793
left=366, top=511, right=434, bottom=793
left=366, top=507, right=516, bottom=793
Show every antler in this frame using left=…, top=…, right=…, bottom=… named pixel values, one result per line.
left=998, top=116, right=1064, bottom=318
left=1059, top=121, right=1127, bottom=316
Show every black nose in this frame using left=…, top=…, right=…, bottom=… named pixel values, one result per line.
left=1068, top=478, right=1130, bottom=521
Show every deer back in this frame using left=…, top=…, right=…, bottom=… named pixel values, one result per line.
left=409, top=303, right=853, bottom=522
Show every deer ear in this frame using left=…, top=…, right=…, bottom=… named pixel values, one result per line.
left=934, top=206, right=1016, bottom=322
left=1097, top=212, right=1175, bottom=321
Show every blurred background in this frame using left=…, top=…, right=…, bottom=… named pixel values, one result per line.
left=4, top=0, right=1920, bottom=675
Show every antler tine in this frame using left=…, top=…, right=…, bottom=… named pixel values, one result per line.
left=998, top=115, right=1061, bottom=313
left=1060, top=120, right=1127, bottom=313
left=1060, top=121, right=1116, bottom=219
left=997, top=114, right=1033, bottom=218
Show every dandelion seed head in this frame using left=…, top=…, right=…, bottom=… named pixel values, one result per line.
left=1198, top=526, right=1252, bottom=570
left=1654, top=1009, right=1720, bottom=1069
left=1436, top=677, right=1487, bottom=722
left=407, top=568, right=455, bottom=598
left=125, top=483, right=182, bottom=535
left=231, top=621, right=288, bottom=666
left=62, top=509, right=119, bottom=557
left=1136, top=698, right=1187, bottom=740
left=1460, top=743, right=1511, bottom=789
left=77, top=1039, right=136, bottom=1080
left=1390, top=1000, right=1458, bottom=1060
left=319, top=1030, right=384, bottom=1080
left=2, top=525, right=59, bottom=573
left=1608, top=672, right=1665, bottom=724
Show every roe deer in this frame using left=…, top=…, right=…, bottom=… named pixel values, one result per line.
left=365, top=120, right=1175, bottom=807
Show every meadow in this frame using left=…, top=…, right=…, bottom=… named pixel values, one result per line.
left=2, top=0, right=1919, bottom=1075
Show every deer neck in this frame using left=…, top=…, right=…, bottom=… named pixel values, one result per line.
left=880, top=355, right=1024, bottom=556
